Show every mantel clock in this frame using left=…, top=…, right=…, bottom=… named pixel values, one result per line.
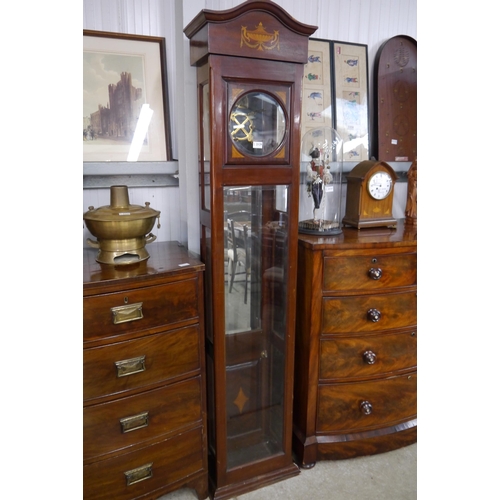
left=184, top=1, right=316, bottom=498
left=342, top=160, right=398, bottom=229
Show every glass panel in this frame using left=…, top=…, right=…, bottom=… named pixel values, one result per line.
left=299, top=127, right=343, bottom=234
left=228, top=92, right=286, bottom=157
left=223, top=185, right=289, bottom=469
left=202, top=82, right=211, bottom=210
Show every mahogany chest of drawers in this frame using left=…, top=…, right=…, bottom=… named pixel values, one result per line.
left=83, top=242, right=208, bottom=500
left=293, top=221, right=417, bottom=467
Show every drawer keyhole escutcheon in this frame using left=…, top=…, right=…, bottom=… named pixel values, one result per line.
left=368, top=267, right=382, bottom=280
left=363, top=350, right=377, bottom=364
left=360, top=401, right=373, bottom=415
left=367, top=308, right=381, bottom=322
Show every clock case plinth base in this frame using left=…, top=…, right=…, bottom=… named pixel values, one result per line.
left=209, top=463, right=299, bottom=500
left=342, top=216, right=397, bottom=230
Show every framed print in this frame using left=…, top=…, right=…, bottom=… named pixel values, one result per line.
left=83, top=30, right=172, bottom=163
left=301, top=38, right=333, bottom=142
left=332, top=41, right=369, bottom=162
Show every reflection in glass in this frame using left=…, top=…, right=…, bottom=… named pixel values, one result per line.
left=299, top=127, right=343, bottom=234
left=229, top=92, right=286, bottom=157
left=223, top=185, right=289, bottom=469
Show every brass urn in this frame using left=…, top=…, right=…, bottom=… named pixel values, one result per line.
left=83, top=185, right=161, bottom=265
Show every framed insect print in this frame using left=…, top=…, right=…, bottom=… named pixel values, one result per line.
left=301, top=38, right=333, bottom=141
left=332, top=41, right=370, bottom=162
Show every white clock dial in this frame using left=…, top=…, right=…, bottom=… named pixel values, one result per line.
left=368, top=171, right=393, bottom=200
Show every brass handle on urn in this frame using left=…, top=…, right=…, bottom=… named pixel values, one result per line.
left=368, top=267, right=382, bottom=280
left=367, top=308, right=381, bottom=322
left=363, top=350, right=377, bottom=365
left=86, top=238, right=99, bottom=249
left=145, top=232, right=157, bottom=245
left=360, top=401, right=373, bottom=415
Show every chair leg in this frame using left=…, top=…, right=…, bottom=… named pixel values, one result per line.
left=244, top=268, right=249, bottom=304
left=229, top=258, right=236, bottom=293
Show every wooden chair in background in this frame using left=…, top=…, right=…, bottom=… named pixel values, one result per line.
left=227, top=219, right=251, bottom=304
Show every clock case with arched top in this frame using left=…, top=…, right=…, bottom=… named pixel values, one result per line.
left=184, top=1, right=316, bottom=498
left=342, top=160, right=398, bottom=229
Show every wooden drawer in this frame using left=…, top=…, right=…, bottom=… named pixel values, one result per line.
left=84, top=326, right=201, bottom=403
left=323, top=252, right=416, bottom=292
left=322, top=290, right=416, bottom=334
left=83, top=427, right=205, bottom=500
left=320, top=329, right=416, bottom=380
left=83, top=278, right=200, bottom=341
left=317, top=372, right=417, bottom=433
left=84, top=378, right=203, bottom=462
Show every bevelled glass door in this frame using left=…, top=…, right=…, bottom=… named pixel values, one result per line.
left=224, top=185, right=289, bottom=469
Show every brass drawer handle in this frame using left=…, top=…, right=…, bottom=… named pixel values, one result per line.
left=367, top=308, right=381, bottom=322
left=363, top=350, right=377, bottom=365
left=124, top=463, right=153, bottom=486
left=120, top=411, right=149, bottom=433
left=368, top=267, right=382, bottom=280
left=111, top=302, right=143, bottom=324
left=360, top=401, right=373, bottom=415
left=115, top=355, right=146, bottom=378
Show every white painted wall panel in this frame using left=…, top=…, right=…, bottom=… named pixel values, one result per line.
left=83, top=0, right=417, bottom=252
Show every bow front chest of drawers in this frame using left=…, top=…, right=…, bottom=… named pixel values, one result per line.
left=293, top=221, right=417, bottom=467
left=83, top=242, right=208, bottom=500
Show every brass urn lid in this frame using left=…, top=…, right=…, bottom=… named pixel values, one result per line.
left=83, top=185, right=160, bottom=222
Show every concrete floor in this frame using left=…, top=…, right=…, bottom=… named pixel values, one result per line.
left=159, top=443, right=417, bottom=500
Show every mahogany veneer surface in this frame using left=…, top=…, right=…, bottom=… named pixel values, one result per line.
left=293, top=221, right=417, bottom=466
left=83, top=241, right=208, bottom=500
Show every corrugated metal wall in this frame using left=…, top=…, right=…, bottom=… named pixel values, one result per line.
left=83, top=0, right=417, bottom=251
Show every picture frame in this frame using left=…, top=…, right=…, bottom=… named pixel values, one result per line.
left=332, top=41, right=370, bottom=162
left=301, top=38, right=333, bottom=143
left=83, top=30, right=172, bottom=163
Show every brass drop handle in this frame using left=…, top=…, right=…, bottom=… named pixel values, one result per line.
left=360, top=401, right=373, bottom=415
left=367, top=308, right=381, bottom=322
left=368, top=267, right=382, bottom=280
left=120, top=411, right=149, bottom=433
left=124, top=463, right=153, bottom=486
left=115, top=355, right=146, bottom=378
left=363, top=350, right=377, bottom=364
left=111, top=302, right=143, bottom=324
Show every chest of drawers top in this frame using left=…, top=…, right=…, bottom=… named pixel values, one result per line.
left=298, top=220, right=417, bottom=252
left=83, top=242, right=205, bottom=348
left=84, top=241, right=204, bottom=296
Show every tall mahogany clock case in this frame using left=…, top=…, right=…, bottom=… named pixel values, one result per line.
left=184, top=1, right=316, bottom=499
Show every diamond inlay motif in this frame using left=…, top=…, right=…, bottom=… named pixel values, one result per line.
left=233, top=387, right=249, bottom=414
